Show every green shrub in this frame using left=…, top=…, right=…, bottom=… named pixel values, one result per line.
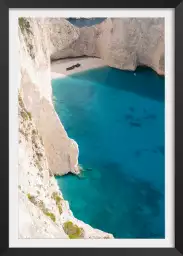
left=20, top=110, right=28, bottom=120
left=52, top=192, right=62, bottom=214
left=19, top=98, right=32, bottom=121
left=35, top=159, right=42, bottom=171
left=63, top=221, right=84, bottom=239
left=18, top=18, right=35, bottom=59
left=57, top=204, right=62, bottom=215
left=18, top=93, right=24, bottom=108
left=18, top=18, right=32, bottom=35
left=27, top=196, right=56, bottom=223
left=32, top=129, right=37, bottom=135
left=36, top=152, right=43, bottom=161
left=52, top=192, right=61, bottom=203
left=27, top=193, right=31, bottom=199
left=44, top=211, right=56, bottom=222
left=37, top=200, right=44, bottom=208
left=27, top=193, right=36, bottom=204
left=27, top=111, right=32, bottom=120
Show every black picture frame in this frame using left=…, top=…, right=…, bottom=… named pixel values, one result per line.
left=1, top=0, right=182, bottom=255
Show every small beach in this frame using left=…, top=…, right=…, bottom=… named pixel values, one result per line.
left=51, top=57, right=106, bottom=79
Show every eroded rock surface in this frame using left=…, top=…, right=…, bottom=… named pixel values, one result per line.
left=50, top=18, right=164, bottom=75
left=18, top=93, right=113, bottom=239
left=18, top=18, right=113, bottom=239
left=19, top=18, right=79, bottom=176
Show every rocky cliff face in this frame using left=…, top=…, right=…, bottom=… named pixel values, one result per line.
left=18, top=18, right=79, bottom=176
left=18, top=17, right=113, bottom=239
left=50, top=18, right=164, bottom=75
left=18, top=93, right=113, bottom=238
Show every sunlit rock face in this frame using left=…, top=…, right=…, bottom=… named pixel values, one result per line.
left=18, top=17, right=113, bottom=239
left=18, top=93, right=113, bottom=239
left=18, top=18, right=80, bottom=176
left=50, top=18, right=164, bottom=75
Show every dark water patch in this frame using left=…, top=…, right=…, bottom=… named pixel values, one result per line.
left=64, top=66, right=164, bottom=102
left=134, top=147, right=164, bottom=158
left=129, top=106, right=135, bottom=112
left=157, top=145, right=165, bottom=155
left=125, top=113, right=134, bottom=121
left=129, top=120, right=142, bottom=128
left=152, top=149, right=158, bottom=154
left=134, top=150, right=142, bottom=158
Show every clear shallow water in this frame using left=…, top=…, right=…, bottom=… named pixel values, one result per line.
left=52, top=66, right=165, bottom=238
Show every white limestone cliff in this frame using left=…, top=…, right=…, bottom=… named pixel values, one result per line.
left=18, top=95, right=113, bottom=239
left=51, top=18, right=164, bottom=75
left=18, top=18, right=80, bottom=176
left=18, top=17, right=113, bottom=239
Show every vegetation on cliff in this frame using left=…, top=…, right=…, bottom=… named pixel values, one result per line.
left=63, top=221, right=84, bottom=239
left=18, top=17, right=35, bottom=59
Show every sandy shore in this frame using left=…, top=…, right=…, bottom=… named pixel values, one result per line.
left=51, top=57, right=106, bottom=79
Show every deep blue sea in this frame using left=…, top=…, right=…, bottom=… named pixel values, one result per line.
left=52, top=66, right=165, bottom=238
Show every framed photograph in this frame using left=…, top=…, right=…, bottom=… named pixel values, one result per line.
left=0, top=0, right=182, bottom=255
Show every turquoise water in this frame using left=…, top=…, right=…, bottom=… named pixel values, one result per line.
left=52, top=66, right=165, bottom=238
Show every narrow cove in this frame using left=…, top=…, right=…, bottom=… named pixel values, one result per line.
left=52, top=66, right=165, bottom=238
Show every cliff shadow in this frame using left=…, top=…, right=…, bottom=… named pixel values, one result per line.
left=65, top=66, right=165, bottom=102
